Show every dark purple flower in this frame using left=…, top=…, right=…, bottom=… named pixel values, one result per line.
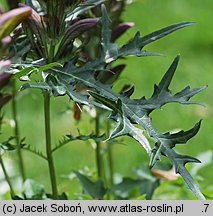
left=18, top=3, right=43, bottom=32
left=57, top=18, right=100, bottom=57
left=111, top=22, right=135, bottom=42
left=98, top=64, right=126, bottom=84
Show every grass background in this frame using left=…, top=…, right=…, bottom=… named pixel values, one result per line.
left=1, top=0, right=213, bottom=199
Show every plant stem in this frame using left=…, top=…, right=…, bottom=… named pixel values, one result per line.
left=43, top=91, right=58, bottom=199
left=106, top=120, right=113, bottom=187
left=0, top=156, right=15, bottom=197
left=12, top=79, right=25, bottom=182
left=95, top=111, right=102, bottom=179
left=49, top=40, right=55, bottom=63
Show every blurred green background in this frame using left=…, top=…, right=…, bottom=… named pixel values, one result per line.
left=0, top=0, right=213, bottom=199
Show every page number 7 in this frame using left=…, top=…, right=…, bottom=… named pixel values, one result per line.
left=203, top=204, right=209, bottom=213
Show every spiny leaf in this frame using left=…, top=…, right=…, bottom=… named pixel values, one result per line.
left=150, top=121, right=202, bottom=167
left=49, top=55, right=205, bottom=199
left=66, top=133, right=106, bottom=142
left=0, top=137, right=16, bottom=151
left=101, top=4, right=119, bottom=64
left=23, top=146, right=47, bottom=160
left=60, top=6, right=195, bottom=74
left=140, top=21, right=197, bottom=48
left=158, top=54, right=180, bottom=91
left=19, top=6, right=205, bottom=199
left=162, top=147, right=205, bottom=199
left=139, top=55, right=207, bottom=113
left=52, top=133, right=106, bottom=153
left=160, top=120, right=202, bottom=148
left=47, top=56, right=205, bottom=199
left=89, top=92, right=151, bottom=155
left=0, top=137, right=25, bottom=151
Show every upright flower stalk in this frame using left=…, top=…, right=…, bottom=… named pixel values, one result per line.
left=95, top=110, right=102, bottom=179
left=43, top=90, right=58, bottom=199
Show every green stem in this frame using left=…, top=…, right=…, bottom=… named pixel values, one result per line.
left=95, top=111, right=102, bottom=179
left=12, top=79, right=25, bottom=182
left=0, top=156, right=15, bottom=197
left=106, top=120, right=113, bottom=187
left=43, top=91, right=58, bottom=199
left=49, top=40, right=55, bottom=63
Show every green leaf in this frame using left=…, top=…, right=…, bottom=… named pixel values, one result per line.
left=14, top=63, right=63, bottom=80
left=139, top=22, right=197, bottom=48
left=89, top=92, right=151, bottom=155
left=150, top=121, right=202, bottom=168
left=110, top=178, right=142, bottom=195
left=13, top=66, right=38, bottom=80
left=50, top=55, right=205, bottom=199
left=19, top=6, right=205, bottom=200
left=110, top=177, right=160, bottom=200
left=38, top=62, right=63, bottom=72
left=142, top=55, right=207, bottom=113
left=74, top=171, right=107, bottom=199
left=20, top=82, right=51, bottom=91
left=162, top=148, right=204, bottom=199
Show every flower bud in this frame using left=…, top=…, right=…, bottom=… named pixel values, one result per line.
left=57, top=18, right=100, bottom=57
left=112, top=22, right=134, bottom=42
left=98, top=64, right=126, bottom=84
left=0, top=7, right=31, bottom=39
